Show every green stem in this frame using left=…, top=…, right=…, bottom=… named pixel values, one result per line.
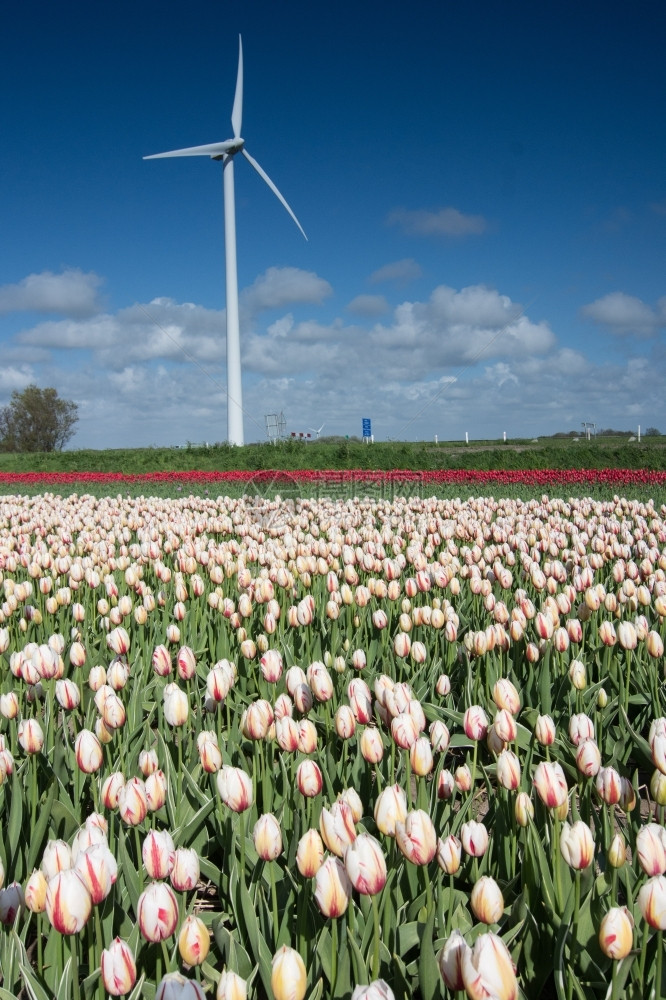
left=177, top=733, right=183, bottom=824
left=239, top=811, right=246, bottom=881
left=270, top=862, right=279, bottom=949
left=134, top=825, right=144, bottom=894
left=656, top=929, right=663, bottom=1000
left=566, top=872, right=581, bottom=1000
left=639, top=921, right=650, bottom=994
left=331, top=917, right=338, bottom=996
left=70, top=934, right=81, bottom=1000
left=552, top=816, right=563, bottom=913
left=406, top=752, right=413, bottom=808
left=624, top=650, right=632, bottom=713
left=371, top=893, right=380, bottom=981
left=36, top=913, right=44, bottom=977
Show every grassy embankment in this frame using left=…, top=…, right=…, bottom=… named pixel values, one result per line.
left=0, top=435, right=664, bottom=502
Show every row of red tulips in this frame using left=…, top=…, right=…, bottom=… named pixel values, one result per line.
left=0, top=468, right=665, bottom=486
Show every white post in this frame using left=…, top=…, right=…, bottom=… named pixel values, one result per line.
left=223, top=156, right=244, bottom=447
left=503, top=431, right=506, bottom=443
left=434, top=435, right=438, bottom=445
left=465, top=432, right=469, bottom=444
left=638, top=425, right=641, bottom=442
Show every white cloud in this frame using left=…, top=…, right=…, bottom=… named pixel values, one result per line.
left=4, top=265, right=666, bottom=449
left=0, top=366, right=35, bottom=393
left=387, top=207, right=487, bottom=237
left=0, top=269, right=103, bottom=317
left=346, top=294, right=389, bottom=317
left=581, top=292, right=663, bottom=336
left=368, top=259, right=423, bottom=285
left=241, top=267, right=332, bottom=313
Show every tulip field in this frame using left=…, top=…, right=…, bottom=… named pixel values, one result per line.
left=1, top=474, right=666, bottom=1000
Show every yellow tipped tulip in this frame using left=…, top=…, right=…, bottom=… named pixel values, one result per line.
left=271, top=946, right=307, bottom=1000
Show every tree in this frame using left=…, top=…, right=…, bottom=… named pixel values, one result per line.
left=0, top=385, right=78, bottom=452
left=645, top=427, right=661, bottom=437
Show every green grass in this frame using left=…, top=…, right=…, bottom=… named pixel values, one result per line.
left=0, top=434, right=664, bottom=474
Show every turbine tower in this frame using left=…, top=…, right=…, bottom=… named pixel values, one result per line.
left=145, top=36, right=307, bottom=446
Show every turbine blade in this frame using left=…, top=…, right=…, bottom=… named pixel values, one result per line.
left=231, top=35, right=243, bottom=139
left=241, top=148, right=308, bottom=240
left=144, top=139, right=237, bottom=160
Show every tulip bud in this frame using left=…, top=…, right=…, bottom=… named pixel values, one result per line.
left=436, top=834, right=462, bottom=874
left=335, top=705, right=356, bottom=739
left=297, top=719, right=318, bottom=754
left=409, top=736, right=434, bottom=776
left=514, top=791, right=534, bottom=827
left=163, top=683, right=188, bottom=727
left=435, top=674, right=451, bottom=697
left=178, top=914, right=210, bottom=966
left=344, top=833, right=387, bottom=895
left=374, top=784, right=407, bottom=837
left=637, top=874, right=666, bottom=930
left=636, top=823, right=666, bottom=876
left=253, top=813, right=282, bottom=861
left=607, top=833, right=626, bottom=869
left=461, top=932, right=518, bottom=1000
left=533, top=760, right=568, bottom=809
left=463, top=705, right=489, bottom=741
left=569, top=659, right=587, bottom=691
left=296, top=829, right=324, bottom=878
left=45, top=870, right=92, bottom=934
left=73, top=843, right=118, bottom=904
left=314, top=855, right=352, bottom=917
left=360, top=727, right=384, bottom=763
left=595, top=766, right=621, bottom=805
left=496, top=749, right=521, bottom=791
left=155, top=973, right=206, bottom=999
left=18, top=718, right=44, bottom=754
left=351, top=982, right=395, bottom=1000
left=470, top=876, right=504, bottom=924
left=438, top=930, right=468, bottom=992
left=118, top=776, right=149, bottom=825
left=296, top=759, right=323, bottom=798
left=24, top=869, right=48, bottom=913
left=598, top=906, right=634, bottom=959
left=560, top=820, right=594, bottom=870
left=460, top=820, right=489, bottom=858
left=575, top=739, right=601, bottom=778
left=217, top=766, right=253, bottom=812
left=137, top=881, right=179, bottom=942
left=217, top=970, right=248, bottom=1000
left=437, top=769, right=455, bottom=800
left=320, top=801, right=357, bottom=857
left=454, top=764, right=473, bottom=793
left=101, top=937, right=137, bottom=997
left=429, top=720, right=450, bottom=753
left=143, top=829, right=175, bottom=879
left=395, top=810, right=437, bottom=865
left=101, top=771, right=125, bottom=809
left=170, top=847, right=200, bottom=892
left=42, top=839, right=73, bottom=880
left=75, top=729, right=104, bottom=774
left=271, top=946, right=307, bottom=1000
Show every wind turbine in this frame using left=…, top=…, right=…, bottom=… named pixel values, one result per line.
left=309, top=423, right=325, bottom=439
left=144, top=35, right=307, bottom=447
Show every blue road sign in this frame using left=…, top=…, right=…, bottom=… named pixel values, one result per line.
left=362, top=418, right=372, bottom=438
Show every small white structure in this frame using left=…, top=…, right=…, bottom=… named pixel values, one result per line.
left=264, top=412, right=287, bottom=444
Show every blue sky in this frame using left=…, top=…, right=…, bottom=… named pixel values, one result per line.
left=1, top=0, right=665, bottom=449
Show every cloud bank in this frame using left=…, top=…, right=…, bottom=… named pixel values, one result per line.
left=1, top=266, right=664, bottom=448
